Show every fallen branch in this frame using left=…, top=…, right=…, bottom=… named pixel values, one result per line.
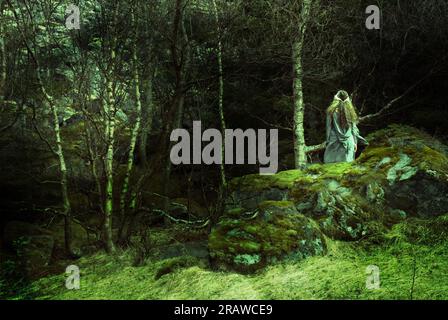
left=305, top=142, right=326, bottom=153
left=39, top=207, right=100, bottom=237
left=140, top=207, right=210, bottom=229
left=241, top=209, right=259, bottom=221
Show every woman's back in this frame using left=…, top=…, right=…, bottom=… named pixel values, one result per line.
left=324, top=90, right=368, bottom=163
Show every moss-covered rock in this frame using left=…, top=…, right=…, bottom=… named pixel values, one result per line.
left=219, top=125, right=448, bottom=250
left=209, top=201, right=326, bottom=272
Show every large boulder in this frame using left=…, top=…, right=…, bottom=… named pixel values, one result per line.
left=211, top=125, right=448, bottom=271
left=209, top=201, right=326, bottom=272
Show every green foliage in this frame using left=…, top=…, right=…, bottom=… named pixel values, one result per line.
left=0, top=259, right=33, bottom=300
left=233, top=254, right=261, bottom=266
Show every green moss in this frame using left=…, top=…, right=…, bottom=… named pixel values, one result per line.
left=405, top=146, right=448, bottom=174
left=386, top=214, right=448, bottom=245
left=356, top=146, right=399, bottom=170
left=209, top=210, right=326, bottom=272
left=229, top=169, right=304, bottom=192
left=308, top=162, right=365, bottom=177
left=363, top=124, right=448, bottom=172
left=226, top=207, right=246, bottom=218
left=154, top=256, right=204, bottom=280
left=258, top=200, right=295, bottom=210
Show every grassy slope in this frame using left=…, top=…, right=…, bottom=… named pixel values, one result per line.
left=13, top=239, right=448, bottom=300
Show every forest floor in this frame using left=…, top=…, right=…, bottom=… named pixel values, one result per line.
left=6, top=235, right=448, bottom=300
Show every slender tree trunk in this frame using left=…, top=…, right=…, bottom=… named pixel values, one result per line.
left=139, top=66, right=156, bottom=167
left=162, top=93, right=186, bottom=214
left=7, top=0, right=75, bottom=255
left=292, top=0, right=313, bottom=169
left=120, top=171, right=150, bottom=242
left=163, top=0, right=191, bottom=213
left=102, top=3, right=120, bottom=253
left=118, top=8, right=143, bottom=242
left=212, top=0, right=227, bottom=188
left=49, top=96, right=73, bottom=255
left=292, top=39, right=306, bottom=169
left=0, top=0, right=6, bottom=103
left=211, top=0, right=227, bottom=227
left=39, top=72, right=74, bottom=255
left=121, top=68, right=156, bottom=242
left=103, top=75, right=116, bottom=253
left=85, top=121, right=104, bottom=211
left=79, top=60, right=105, bottom=239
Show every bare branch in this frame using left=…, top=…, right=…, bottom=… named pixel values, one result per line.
left=247, top=111, right=293, bottom=132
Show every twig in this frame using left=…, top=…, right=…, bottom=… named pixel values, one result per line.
left=410, top=249, right=417, bottom=300
left=247, top=112, right=293, bottom=132
left=140, top=207, right=210, bottom=229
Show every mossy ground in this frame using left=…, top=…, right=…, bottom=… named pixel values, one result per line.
left=4, top=234, right=448, bottom=300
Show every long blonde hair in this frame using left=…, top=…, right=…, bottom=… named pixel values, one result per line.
left=327, top=90, right=359, bottom=129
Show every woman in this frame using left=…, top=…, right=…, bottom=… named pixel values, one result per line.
left=324, top=90, right=368, bottom=163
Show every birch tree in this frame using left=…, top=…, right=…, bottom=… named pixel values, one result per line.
left=118, top=4, right=143, bottom=242
left=100, top=1, right=121, bottom=253
left=0, top=0, right=5, bottom=104
left=212, top=0, right=227, bottom=188
left=138, top=67, right=156, bottom=167
left=162, top=0, right=191, bottom=213
left=292, top=0, right=313, bottom=169
left=6, top=0, right=74, bottom=255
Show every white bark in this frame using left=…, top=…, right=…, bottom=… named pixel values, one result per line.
left=119, top=7, right=143, bottom=240
left=292, top=0, right=313, bottom=169
left=212, top=0, right=227, bottom=188
left=0, top=1, right=6, bottom=102
left=102, top=3, right=120, bottom=254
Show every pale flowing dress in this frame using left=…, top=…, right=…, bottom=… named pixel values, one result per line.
left=324, top=109, right=368, bottom=163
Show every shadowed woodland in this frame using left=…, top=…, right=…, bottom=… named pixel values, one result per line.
left=1, top=0, right=448, bottom=300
